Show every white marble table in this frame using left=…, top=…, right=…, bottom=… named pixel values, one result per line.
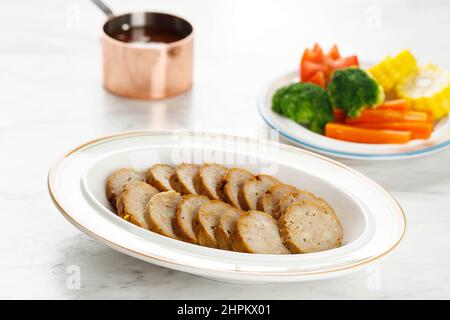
left=1, top=0, right=449, bottom=299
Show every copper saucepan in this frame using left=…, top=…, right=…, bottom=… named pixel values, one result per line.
left=91, top=0, right=194, bottom=100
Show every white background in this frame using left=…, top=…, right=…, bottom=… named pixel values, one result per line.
left=1, top=0, right=449, bottom=299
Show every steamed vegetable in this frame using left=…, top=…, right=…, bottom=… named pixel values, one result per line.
left=274, top=44, right=446, bottom=144
left=333, top=108, right=346, bottom=122
left=396, top=64, right=450, bottom=119
left=300, top=44, right=359, bottom=88
left=327, top=68, right=385, bottom=118
left=308, top=70, right=325, bottom=88
left=325, top=123, right=412, bottom=144
left=353, top=122, right=432, bottom=139
left=272, top=82, right=333, bottom=133
left=345, top=108, right=430, bottom=124
left=368, top=50, right=417, bottom=91
left=378, top=99, right=408, bottom=110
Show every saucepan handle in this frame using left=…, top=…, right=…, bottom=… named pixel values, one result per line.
left=91, top=0, right=114, bottom=19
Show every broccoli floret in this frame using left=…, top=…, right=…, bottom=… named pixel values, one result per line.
left=272, top=82, right=333, bottom=134
left=327, top=68, right=385, bottom=118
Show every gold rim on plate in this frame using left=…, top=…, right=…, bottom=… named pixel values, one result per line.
left=48, top=130, right=407, bottom=277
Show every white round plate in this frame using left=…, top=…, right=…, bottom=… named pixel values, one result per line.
left=258, top=70, right=450, bottom=160
left=48, top=131, right=406, bottom=283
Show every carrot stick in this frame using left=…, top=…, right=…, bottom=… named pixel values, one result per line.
left=346, top=109, right=429, bottom=124
left=378, top=99, right=408, bottom=110
left=426, top=110, right=434, bottom=123
left=353, top=122, right=433, bottom=139
left=333, top=108, right=346, bottom=122
left=325, top=123, right=412, bottom=144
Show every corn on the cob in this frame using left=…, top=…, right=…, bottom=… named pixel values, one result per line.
left=396, top=64, right=450, bottom=119
left=368, top=50, right=417, bottom=92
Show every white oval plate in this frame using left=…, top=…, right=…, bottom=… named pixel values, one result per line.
left=258, top=70, right=450, bottom=160
left=48, top=131, right=406, bottom=283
